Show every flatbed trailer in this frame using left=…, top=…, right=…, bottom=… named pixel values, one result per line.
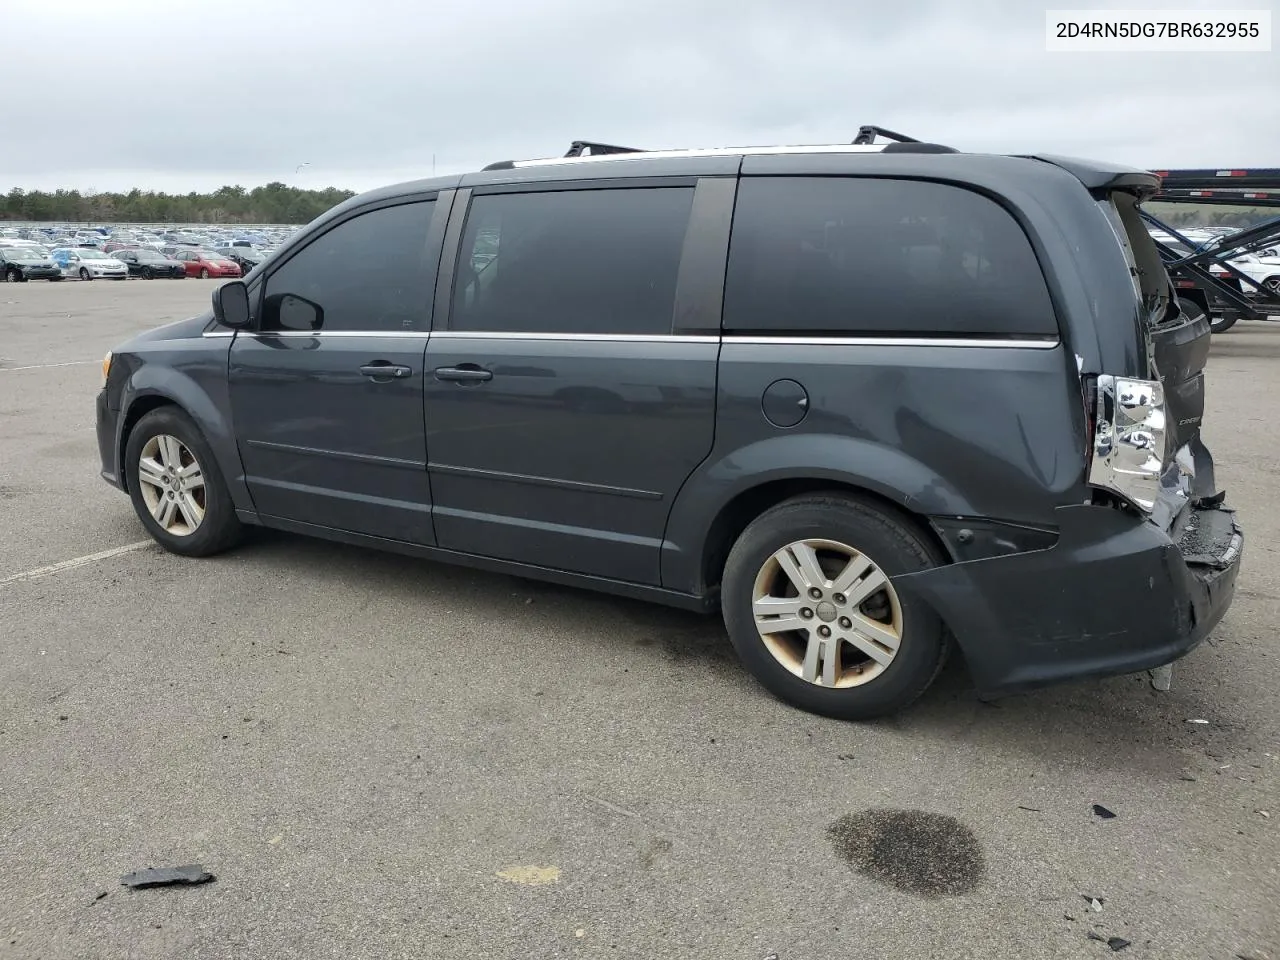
left=1142, top=168, right=1280, bottom=331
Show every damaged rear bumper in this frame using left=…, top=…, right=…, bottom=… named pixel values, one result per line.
left=894, top=502, right=1243, bottom=696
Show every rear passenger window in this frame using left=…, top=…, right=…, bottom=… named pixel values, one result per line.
left=450, top=187, right=693, bottom=336
left=723, top=178, right=1057, bottom=337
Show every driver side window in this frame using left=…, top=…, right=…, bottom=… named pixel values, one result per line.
left=260, top=200, right=436, bottom=333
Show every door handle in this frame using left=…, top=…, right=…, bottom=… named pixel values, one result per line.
left=434, top=365, right=493, bottom=383
left=359, top=362, right=412, bottom=380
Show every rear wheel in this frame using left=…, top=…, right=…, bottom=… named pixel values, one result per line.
left=141, top=266, right=153, bottom=280
left=1210, top=315, right=1238, bottom=334
left=124, top=407, right=243, bottom=557
left=721, top=494, right=948, bottom=720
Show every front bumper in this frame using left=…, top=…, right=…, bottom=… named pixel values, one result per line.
left=895, top=502, right=1243, bottom=696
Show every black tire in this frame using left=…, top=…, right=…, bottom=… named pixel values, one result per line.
left=124, top=407, right=243, bottom=557
left=4, top=268, right=22, bottom=283
left=141, top=266, right=153, bottom=280
left=200, top=268, right=209, bottom=279
left=721, top=494, right=948, bottom=721
left=79, top=267, right=91, bottom=281
left=1210, top=315, right=1237, bottom=334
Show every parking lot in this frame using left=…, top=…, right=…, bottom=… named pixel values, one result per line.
left=0, top=280, right=1277, bottom=959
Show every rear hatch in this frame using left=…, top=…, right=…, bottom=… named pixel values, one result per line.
left=1098, top=189, right=1220, bottom=521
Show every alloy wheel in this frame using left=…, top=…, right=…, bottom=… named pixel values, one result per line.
left=751, top=538, right=903, bottom=688
left=137, top=434, right=206, bottom=536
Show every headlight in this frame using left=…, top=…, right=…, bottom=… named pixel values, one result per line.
left=101, top=351, right=113, bottom=386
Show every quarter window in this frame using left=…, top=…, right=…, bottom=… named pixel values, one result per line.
left=450, top=187, right=694, bottom=336
left=723, top=177, right=1057, bottom=337
left=261, top=200, right=436, bottom=333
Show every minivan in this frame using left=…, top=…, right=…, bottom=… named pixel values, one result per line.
left=96, top=136, right=1243, bottom=719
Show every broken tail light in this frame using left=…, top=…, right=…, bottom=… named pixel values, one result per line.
left=1084, top=375, right=1168, bottom=511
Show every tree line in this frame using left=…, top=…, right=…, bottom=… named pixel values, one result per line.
left=1, top=183, right=357, bottom=225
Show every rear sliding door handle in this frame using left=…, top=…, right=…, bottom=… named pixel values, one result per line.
left=434, top=365, right=493, bottom=383
left=359, top=363, right=412, bottom=380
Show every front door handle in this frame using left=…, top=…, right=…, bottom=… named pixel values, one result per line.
left=434, top=365, right=493, bottom=383
left=359, top=362, right=412, bottom=380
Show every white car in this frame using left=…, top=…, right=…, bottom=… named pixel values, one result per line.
left=1223, top=251, right=1280, bottom=294
left=50, top=247, right=129, bottom=280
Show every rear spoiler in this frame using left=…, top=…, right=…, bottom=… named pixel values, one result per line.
left=1027, top=154, right=1162, bottom=199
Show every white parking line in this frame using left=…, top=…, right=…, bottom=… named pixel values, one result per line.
left=0, top=360, right=99, bottom=372
left=0, top=540, right=155, bottom=586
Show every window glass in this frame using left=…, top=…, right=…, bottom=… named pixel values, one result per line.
left=450, top=187, right=693, bottom=335
left=723, top=178, right=1058, bottom=336
left=262, top=200, right=435, bottom=332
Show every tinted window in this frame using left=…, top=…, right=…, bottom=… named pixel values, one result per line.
left=262, top=200, right=435, bottom=332
left=724, top=178, right=1057, bottom=336
left=450, top=187, right=693, bottom=335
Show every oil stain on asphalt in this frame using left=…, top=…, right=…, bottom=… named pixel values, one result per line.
left=827, top=808, right=985, bottom=897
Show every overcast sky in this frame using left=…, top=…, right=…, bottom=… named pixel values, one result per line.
left=1, top=0, right=1276, bottom=194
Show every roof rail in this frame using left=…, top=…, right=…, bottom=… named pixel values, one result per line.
left=563, top=140, right=646, bottom=158
left=851, top=125, right=958, bottom=154
left=852, top=125, right=919, bottom=145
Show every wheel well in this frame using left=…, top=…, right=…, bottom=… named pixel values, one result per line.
left=118, top=396, right=178, bottom=491
left=699, top=478, right=952, bottom=593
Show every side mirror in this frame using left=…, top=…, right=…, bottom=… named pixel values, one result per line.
left=212, top=280, right=252, bottom=329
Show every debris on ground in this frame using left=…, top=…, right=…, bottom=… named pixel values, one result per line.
left=1108, top=937, right=1131, bottom=951
left=1236, top=950, right=1274, bottom=960
left=120, top=865, right=215, bottom=889
left=1017, top=805, right=1042, bottom=812
left=1256, top=810, right=1270, bottom=819
left=1149, top=664, right=1172, bottom=691
left=1089, top=931, right=1107, bottom=942
left=92, top=892, right=108, bottom=902
left=1186, top=718, right=1210, bottom=724
left=1092, top=804, right=1117, bottom=819
left=1081, top=894, right=1105, bottom=912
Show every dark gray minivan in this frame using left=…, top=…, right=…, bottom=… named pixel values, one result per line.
left=95, top=138, right=1244, bottom=719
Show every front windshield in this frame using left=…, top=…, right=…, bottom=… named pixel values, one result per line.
left=10, top=247, right=46, bottom=259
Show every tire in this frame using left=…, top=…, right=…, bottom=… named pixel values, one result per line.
left=200, top=268, right=209, bottom=279
left=4, top=268, right=21, bottom=283
left=79, top=267, right=91, bottom=281
left=124, top=407, right=242, bottom=557
left=1210, top=315, right=1237, bottom=334
left=141, top=266, right=153, bottom=280
left=721, top=493, right=948, bottom=720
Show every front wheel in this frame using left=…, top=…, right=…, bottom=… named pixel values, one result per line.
left=124, top=407, right=243, bottom=557
left=721, top=494, right=948, bottom=720
left=199, top=268, right=209, bottom=279
left=79, top=267, right=91, bottom=281
left=3, top=268, right=21, bottom=283
left=141, top=266, right=153, bottom=280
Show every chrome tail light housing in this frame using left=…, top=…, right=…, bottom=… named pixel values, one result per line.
left=1086, top=375, right=1167, bottom=511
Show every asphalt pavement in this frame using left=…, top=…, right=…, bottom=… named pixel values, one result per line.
left=0, top=280, right=1276, bottom=959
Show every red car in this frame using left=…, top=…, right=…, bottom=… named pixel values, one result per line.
left=175, top=249, right=242, bottom=279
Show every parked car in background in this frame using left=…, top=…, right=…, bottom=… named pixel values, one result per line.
left=103, top=241, right=139, bottom=254
left=115, top=248, right=186, bottom=279
left=172, top=248, right=242, bottom=279
left=214, top=246, right=266, bottom=275
left=1, top=246, right=63, bottom=281
left=50, top=247, right=128, bottom=280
